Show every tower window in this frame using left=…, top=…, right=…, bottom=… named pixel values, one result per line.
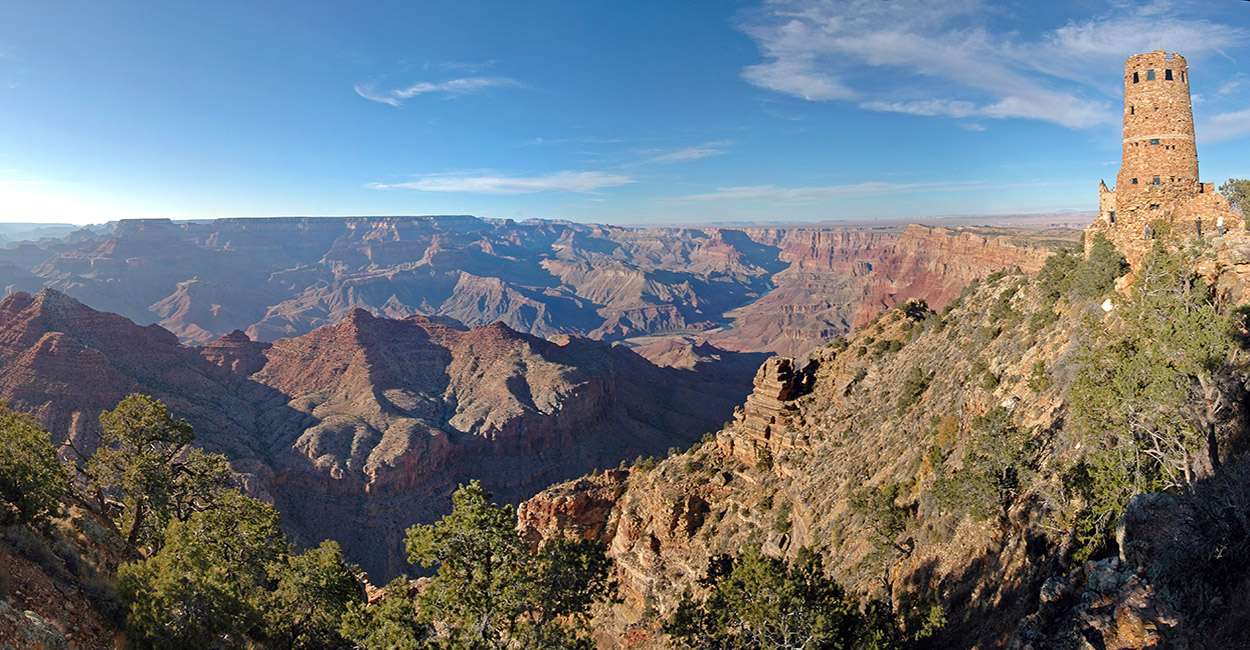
left=1150, top=203, right=1160, bottom=210
left=1147, top=69, right=1156, bottom=81
left=1165, top=69, right=1173, bottom=81
left=1150, top=138, right=1160, bottom=145
left=1131, top=178, right=1138, bottom=185
left=1109, top=211, right=1117, bottom=224
left=1130, top=105, right=1135, bottom=115
left=1133, top=71, right=1140, bottom=83
left=1153, top=176, right=1161, bottom=185
left=1181, top=71, right=1187, bottom=82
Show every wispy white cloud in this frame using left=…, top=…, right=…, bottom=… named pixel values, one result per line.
left=1218, top=80, right=1243, bottom=96
left=523, top=135, right=627, bottom=147
left=369, top=170, right=633, bottom=194
left=1200, top=107, right=1250, bottom=143
left=742, top=60, right=855, bottom=101
left=646, top=142, right=730, bottom=164
left=737, top=0, right=1247, bottom=130
left=354, top=76, right=521, bottom=107
left=860, top=100, right=978, bottom=118
left=670, top=180, right=994, bottom=203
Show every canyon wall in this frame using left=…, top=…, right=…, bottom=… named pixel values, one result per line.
left=0, top=289, right=755, bottom=580
left=1, top=217, right=1069, bottom=358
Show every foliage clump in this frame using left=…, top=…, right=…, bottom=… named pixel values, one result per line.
left=933, top=407, right=1037, bottom=523
left=850, top=482, right=913, bottom=554
left=87, top=394, right=234, bottom=552
left=1066, top=243, right=1235, bottom=559
left=0, top=404, right=69, bottom=527
left=1071, top=235, right=1129, bottom=299
left=895, top=366, right=932, bottom=414
left=665, top=547, right=903, bottom=649
left=343, top=481, right=615, bottom=648
left=1220, top=178, right=1249, bottom=216
left=1030, top=237, right=1128, bottom=332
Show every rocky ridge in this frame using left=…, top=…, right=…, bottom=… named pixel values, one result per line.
left=520, top=229, right=1250, bottom=648
left=2, top=217, right=1069, bottom=356
left=0, top=289, right=756, bottom=580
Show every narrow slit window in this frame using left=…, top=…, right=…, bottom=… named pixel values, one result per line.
left=1165, top=69, right=1173, bottom=81
left=1147, top=69, right=1156, bottom=81
left=1131, top=178, right=1139, bottom=185
left=1130, top=105, right=1135, bottom=115
left=1133, top=71, right=1140, bottom=83
left=1150, top=138, right=1160, bottom=145
left=1153, top=176, right=1161, bottom=185
left=1181, top=71, right=1187, bottom=82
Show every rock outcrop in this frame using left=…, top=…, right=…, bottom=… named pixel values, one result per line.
left=519, top=238, right=1239, bottom=647
left=725, top=356, right=815, bottom=464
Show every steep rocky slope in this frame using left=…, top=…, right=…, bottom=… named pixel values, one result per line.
left=0, top=503, right=128, bottom=649
left=710, top=225, right=1056, bottom=355
left=521, top=230, right=1250, bottom=648
left=0, top=289, right=754, bottom=580
left=1, top=217, right=1068, bottom=356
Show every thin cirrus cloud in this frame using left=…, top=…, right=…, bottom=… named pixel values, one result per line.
left=671, top=180, right=996, bottom=203
left=1199, top=108, right=1250, bottom=144
left=737, top=0, right=1247, bottom=130
left=354, top=76, right=521, bottom=107
left=369, top=171, right=633, bottom=195
left=646, top=141, right=730, bottom=164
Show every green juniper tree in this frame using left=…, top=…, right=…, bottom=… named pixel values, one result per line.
left=1219, top=178, right=1249, bottom=216
left=347, top=480, right=615, bottom=649
left=0, top=404, right=69, bottom=527
left=1068, top=241, right=1237, bottom=558
left=117, top=490, right=290, bottom=648
left=665, top=547, right=899, bottom=649
left=87, top=394, right=234, bottom=552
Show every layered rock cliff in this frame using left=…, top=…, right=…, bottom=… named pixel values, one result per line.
left=1, top=217, right=1070, bottom=356
left=711, top=225, right=1057, bottom=355
left=0, top=289, right=757, bottom=580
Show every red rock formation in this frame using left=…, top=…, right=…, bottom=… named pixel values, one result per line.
left=712, top=225, right=1056, bottom=355
left=0, top=289, right=753, bottom=581
left=2, top=217, right=1071, bottom=358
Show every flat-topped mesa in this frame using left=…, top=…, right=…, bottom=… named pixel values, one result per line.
left=725, top=356, right=816, bottom=464
left=1088, top=50, right=1241, bottom=265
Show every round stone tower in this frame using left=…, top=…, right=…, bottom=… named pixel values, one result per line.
left=1088, top=49, right=1239, bottom=265
left=1115, top=50, right=1198, bottom=195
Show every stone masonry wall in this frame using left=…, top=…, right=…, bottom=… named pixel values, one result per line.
left=1091, top=50, right=1239, bottom=264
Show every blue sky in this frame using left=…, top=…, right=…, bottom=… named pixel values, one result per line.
left=1, top=0, right=1248, bottom=225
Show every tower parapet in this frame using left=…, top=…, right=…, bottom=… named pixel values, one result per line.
left=1088, top=50, right=1239, bottom=264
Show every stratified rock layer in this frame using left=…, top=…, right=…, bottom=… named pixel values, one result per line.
left=2, top=217, right=1066, bottom=356
left=0, top=289, right=756, bottom=580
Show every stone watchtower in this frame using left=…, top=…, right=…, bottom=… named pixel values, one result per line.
left=1089, top=50, right=1239, bottom=263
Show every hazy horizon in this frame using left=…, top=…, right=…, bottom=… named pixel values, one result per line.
left=2, top=1, right=1247, bottom=225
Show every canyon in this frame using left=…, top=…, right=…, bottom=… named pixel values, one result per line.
left=0, top=216, right=1070, bottom=357
left=0, top=216, right=1072, bottom=583
left=0, top=288, right=755, bottom=579
left=518, top=230, right=1250, bottom=648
